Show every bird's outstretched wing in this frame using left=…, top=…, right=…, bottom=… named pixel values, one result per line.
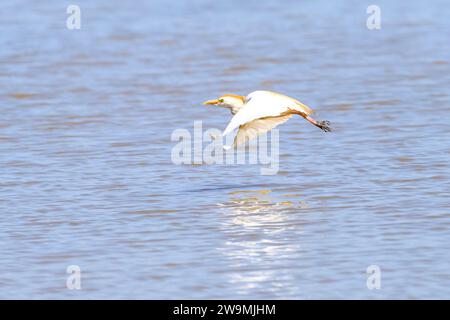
left=233, top=114, right=292, bottom=147
left=222, top=91, right=287, bottom=137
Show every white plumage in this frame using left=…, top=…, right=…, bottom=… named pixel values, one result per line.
left=203, top=90, right=331, bottom=147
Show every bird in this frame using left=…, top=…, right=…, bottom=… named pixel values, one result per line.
left=203, top=90, right=331, bottom=147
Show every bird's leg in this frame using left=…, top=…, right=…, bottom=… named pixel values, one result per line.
left=305, top=115, right=332, bottom=132
left=288, top=109, right=332, bottom=132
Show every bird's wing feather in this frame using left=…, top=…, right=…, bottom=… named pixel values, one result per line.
left=223, top=92, right=287, bottom=136
left=255, top=90, right=315, bottom=115
left=233, top=114, right=292, bottom=146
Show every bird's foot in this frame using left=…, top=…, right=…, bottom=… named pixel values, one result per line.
left=305, top=115, right=332, bottom=132
left=318, top=120, right=332, bottom=132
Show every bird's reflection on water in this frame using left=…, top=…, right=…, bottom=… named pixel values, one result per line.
left=216, top=190, right=309, bottom=297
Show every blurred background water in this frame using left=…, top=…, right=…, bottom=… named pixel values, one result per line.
left=0, top=0, right=449, bottom=299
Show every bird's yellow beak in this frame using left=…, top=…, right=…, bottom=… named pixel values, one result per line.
left=203, top=99, right=219, bottom=105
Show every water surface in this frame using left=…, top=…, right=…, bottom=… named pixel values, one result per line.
left=0, top=0, right=449, bottom=299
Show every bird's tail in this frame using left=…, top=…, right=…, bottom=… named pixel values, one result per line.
left=294, top=101, right=315, bottom=116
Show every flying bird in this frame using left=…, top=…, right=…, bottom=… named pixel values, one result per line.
left=203, top=90, right=331, bottom=147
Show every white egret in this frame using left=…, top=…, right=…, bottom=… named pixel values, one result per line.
left=203, top=90, right=331, bottom=147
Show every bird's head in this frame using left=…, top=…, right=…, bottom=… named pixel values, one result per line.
left=203, top=94, right=245, bottom=115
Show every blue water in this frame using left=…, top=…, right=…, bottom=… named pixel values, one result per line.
left=0, top=0, right=449, bottom=299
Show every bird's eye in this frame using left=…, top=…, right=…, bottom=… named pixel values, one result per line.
left=218, top=99, right=224, bottom=103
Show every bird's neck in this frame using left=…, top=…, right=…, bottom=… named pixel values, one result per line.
left=224, top=101, right=244, bottom=115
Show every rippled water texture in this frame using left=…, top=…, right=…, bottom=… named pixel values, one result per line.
left=0, top=0, right=449, bottom=299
